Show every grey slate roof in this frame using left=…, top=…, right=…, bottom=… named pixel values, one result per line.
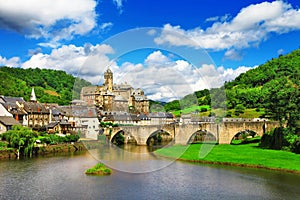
left=0, top=116, right=20, bottom=126
left=23, top=102, right=50, bottom=114
left=0, top=96, right=25, bottom=104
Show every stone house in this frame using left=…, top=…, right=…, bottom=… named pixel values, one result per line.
left=0, top=116, right=20, bottom=134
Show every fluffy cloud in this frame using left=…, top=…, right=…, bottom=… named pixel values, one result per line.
left=107, top=51, right=254, bottom=102
left=155, top=1, right=300, bottom=51
left=0, top=55, right=20, bottom=67
left=224, top=49, right=243, bottom=61
left=0, top=0, right=97, bottom=46
left=219, top=65, right=255, bottom=83
left=2, top=48, right=253, bottom=102
left=21, top=43, right=115, bottom=84
left=113, top=0, right=125, bottom=13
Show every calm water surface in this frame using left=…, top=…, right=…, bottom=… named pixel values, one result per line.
left=0, top=146, right=300, bottom=200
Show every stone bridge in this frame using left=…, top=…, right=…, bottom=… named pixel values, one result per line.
left=104, top=120, right=279, bottom=145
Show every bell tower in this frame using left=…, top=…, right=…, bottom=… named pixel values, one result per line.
left=104, top=68, right=113, bottom=92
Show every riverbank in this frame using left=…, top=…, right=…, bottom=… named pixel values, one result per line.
left=0, top=142, right=87, bottom=160
left=155, top=143, right=300, bottom=174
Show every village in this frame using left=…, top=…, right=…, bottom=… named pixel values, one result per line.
left=0, top=68, right=213, bottom=140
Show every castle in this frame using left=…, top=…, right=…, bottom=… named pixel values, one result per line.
left=80, top=68, right=149, bottom=114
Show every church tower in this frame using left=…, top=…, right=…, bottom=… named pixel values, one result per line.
left=104, top=68, right=113, bottom=92
left=30, top=87, right=37, bottom=103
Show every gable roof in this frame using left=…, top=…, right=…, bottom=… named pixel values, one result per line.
left=23, top=102, right=50, bottom=114
left=0, top=116, right=20, bottom=126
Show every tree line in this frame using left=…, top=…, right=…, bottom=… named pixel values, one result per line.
left=0, top=66, right=91, bottom=105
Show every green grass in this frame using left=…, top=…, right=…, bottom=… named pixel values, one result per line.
left=155, top=143, right=300, bottom=172
left=172, top=105, right=210, bottom=116
left=85, top=163, right=112, bottom=176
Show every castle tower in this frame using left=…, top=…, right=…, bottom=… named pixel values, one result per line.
left=30, top=87, right=37, bottom=102
left=104, top=68, right=113, bottom=92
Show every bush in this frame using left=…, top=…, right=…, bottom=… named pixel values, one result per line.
left=260, top=127, right=299, bottom=152
left=292, top=139, right=300, bottom=154
left=200, top=107, right=208, bottom=112
left=226, top=111, right=232, bottom=117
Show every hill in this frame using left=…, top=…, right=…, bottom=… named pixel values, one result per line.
left=155, top=48, right=300, bottom=118
left=0, top=66, right=91, bottom=105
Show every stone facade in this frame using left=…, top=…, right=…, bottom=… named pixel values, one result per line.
left=80, top=68, right=149, bottom=114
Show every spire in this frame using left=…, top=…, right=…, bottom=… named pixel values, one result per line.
left=30, top=87, right=37, bottom=102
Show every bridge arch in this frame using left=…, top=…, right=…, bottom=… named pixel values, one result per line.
left=146, top=129, right=173, bottom=146
left=187, top=130, right=217, bottom=144
left=111, top=130, right=125, bottom=145
left=230, top=129, right=259, bottom=144
left=112, top=129, right=138, bottom=145
left=175, top=124, right=219, bottom=145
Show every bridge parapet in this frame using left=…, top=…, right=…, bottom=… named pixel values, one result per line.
left=103, top=120, right=280, bottom=145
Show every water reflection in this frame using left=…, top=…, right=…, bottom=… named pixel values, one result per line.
left=1, top=151, right=300, bottom=200
left=85, top=142, right=178, bottom=173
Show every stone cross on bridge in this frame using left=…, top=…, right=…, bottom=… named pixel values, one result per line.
left=104, top=119, right=279, bottom=145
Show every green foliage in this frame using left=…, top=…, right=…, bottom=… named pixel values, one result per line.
left=262, top=77, right=299, bottom=127
left=0, top=66, right=91, bottom=105
left=85, top=163, right=112, bottom=175
left=225, top=49, right=300, bottom=125
left=100, top=122, right=118, bottom=127
left=0, top=141, right=7, bottom=150
left=164, top=100, right=181, bottom=112
left=39, top=134, right=80, bottom=144
left=155, top=143, right=300, bottom=172
left=260, top=127, right=299, bottom=153
left=1, top=125, right=38, bottom=157
left=234, top=104, right=245, bottom=116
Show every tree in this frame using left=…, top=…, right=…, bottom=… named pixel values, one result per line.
left=262, top=77, right=299, bottom=127
left=1, top=125, right=38, bottom=158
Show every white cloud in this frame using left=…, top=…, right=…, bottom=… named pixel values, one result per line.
left=0, top=55, right=20, bottom=67
left=155, top=1, right=300, bottom=51
left=99, top=22, right=113, bottom=31
left=224, top=49, right=243, bottom=61
left=277, top=48, right=284, bottom=55
left=144, top=50, right=170, bottom=66
left=113, top=0, right=125, bottom=13
left=107, top=51, right=254, bottom=102
left=219, top=65, right=256, bottom=82
left=0, top=0, right=97, bottom=46
left=1, top=48, right=254, bottom=102
left=21, top=43, right=115, bottom=84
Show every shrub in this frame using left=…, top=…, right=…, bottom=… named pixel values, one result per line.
left=200, top=107, right=208, bottom=112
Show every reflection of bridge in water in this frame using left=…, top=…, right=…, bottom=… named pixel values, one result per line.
left=104, top=119, right=280, bottom=145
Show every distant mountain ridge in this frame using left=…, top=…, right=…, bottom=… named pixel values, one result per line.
left=0, top=67, right=91, bottom=105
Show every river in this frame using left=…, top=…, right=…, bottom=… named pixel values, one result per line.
left=0, top=144, right=300, bottom=200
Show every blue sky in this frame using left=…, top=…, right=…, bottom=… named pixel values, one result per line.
left=0, top=0, right=300, bottom=101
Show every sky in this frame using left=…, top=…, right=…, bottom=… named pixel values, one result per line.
left=0, top=0, right=300, bottom=102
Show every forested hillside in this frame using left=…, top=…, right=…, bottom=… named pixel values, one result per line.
left=0, top=67, right=91, bottom=105
left=156, top=48, right=299, bottom=121
left=225, top=48, right=299, bottom=124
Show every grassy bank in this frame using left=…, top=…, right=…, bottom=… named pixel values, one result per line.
left=155, top=143, right=300, bottom=173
